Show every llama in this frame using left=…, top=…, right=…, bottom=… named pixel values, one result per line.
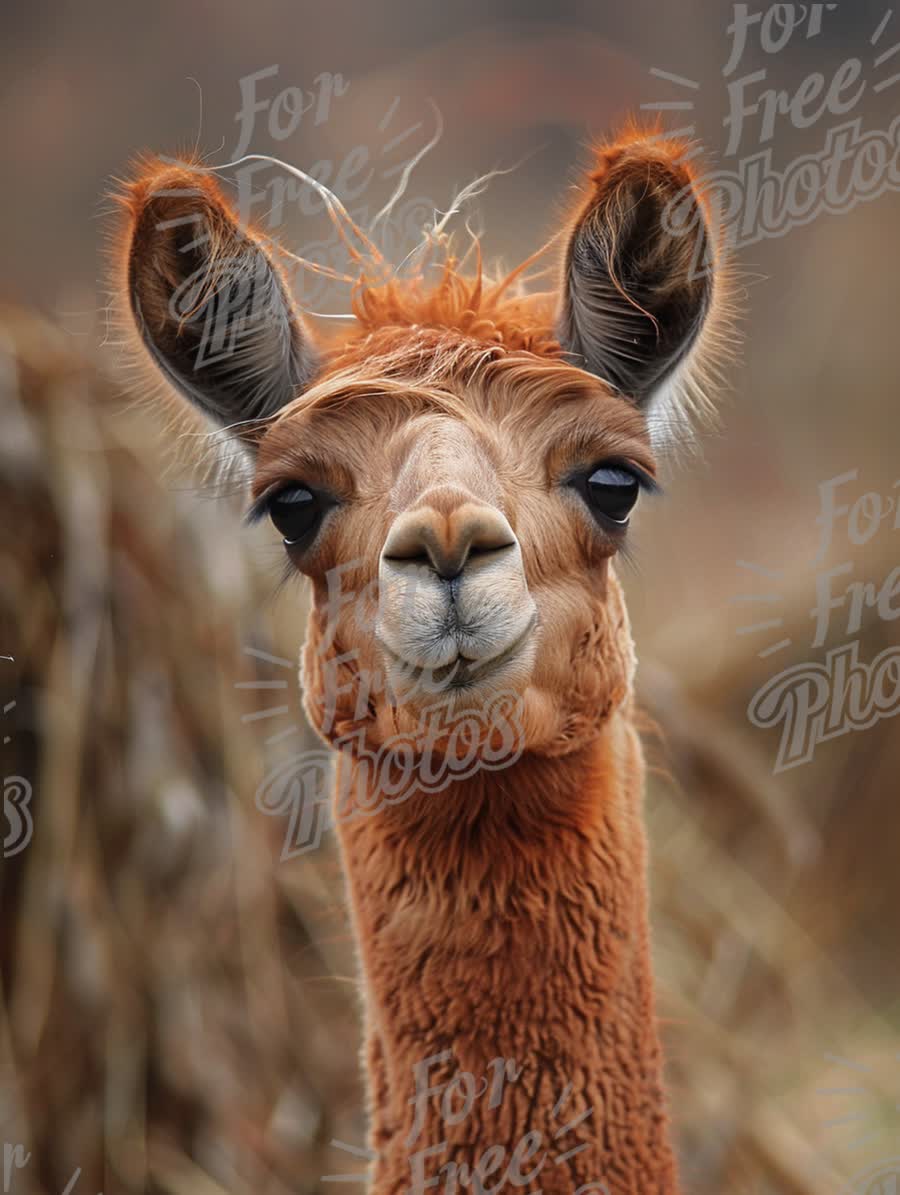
left=117, top=130, right=725, bottom=1195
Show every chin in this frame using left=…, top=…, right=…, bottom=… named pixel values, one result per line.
left=372, top=637, right=537, bottom=763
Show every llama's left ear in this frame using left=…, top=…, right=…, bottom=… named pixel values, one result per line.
left=119, top=158, right=318, bottom=441
left=558, top=135, right=715, bottom=412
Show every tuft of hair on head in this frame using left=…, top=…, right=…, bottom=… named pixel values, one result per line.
left=348, top=234, right=563, bottom=362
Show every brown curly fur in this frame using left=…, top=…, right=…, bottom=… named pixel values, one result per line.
left=114, top=127, right=729, bottom=1195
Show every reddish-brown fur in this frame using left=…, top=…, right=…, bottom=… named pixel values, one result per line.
left=115, top=129, right=726, bottom=1194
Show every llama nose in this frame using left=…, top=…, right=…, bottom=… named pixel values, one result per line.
left=382, top=503, right=517, bottom=580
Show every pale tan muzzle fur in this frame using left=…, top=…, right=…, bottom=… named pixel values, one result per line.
left=376, top=419, right=537, bottom=706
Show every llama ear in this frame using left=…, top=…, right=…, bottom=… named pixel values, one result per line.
left=120, top=158, right=317, bottom=439
left=557, top=135, right=715, bottom=414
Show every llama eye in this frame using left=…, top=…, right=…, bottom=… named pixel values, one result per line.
left=267, top=485, right=325, bottom=547
left=586, top=466, right=641, bottom=525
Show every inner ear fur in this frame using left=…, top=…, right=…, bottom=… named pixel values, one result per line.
left=557, top=134, right=716, bottom=409
left=118, top=157, right=317, bottom=436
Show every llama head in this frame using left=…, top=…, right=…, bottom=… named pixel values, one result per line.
left=119, top=132, right=722, bottom=758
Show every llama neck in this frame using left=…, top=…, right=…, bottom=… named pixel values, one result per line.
left=334, top=708, right=679, bottom=1195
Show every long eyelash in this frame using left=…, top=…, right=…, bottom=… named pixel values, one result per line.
left=568, top=458, right=662, bottom=498
left=603, top=458, right=662, bottom=496
left=244, top=486, right=283, bottom=526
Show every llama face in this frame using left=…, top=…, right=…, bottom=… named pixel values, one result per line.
left=243, top=329, right=657, bottom=752
left=119, top=132, right=716, bottom=755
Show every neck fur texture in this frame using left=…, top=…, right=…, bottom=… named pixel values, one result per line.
left=335, top=716, right=679, bottom=1195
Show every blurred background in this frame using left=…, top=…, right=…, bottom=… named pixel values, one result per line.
left=1, top=1, right=899, bottom=1192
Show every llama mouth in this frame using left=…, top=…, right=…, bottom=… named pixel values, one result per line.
left=377, top=615, right=537, bottom=694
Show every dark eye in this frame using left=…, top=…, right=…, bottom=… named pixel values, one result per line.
left=267, top=485, right=325, bottom=547
left=585, top=466, right=641, bottom=525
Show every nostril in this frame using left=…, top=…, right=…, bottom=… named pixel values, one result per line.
left=381, top=548, right=432, bottom=567
left=381, top=507, right=518, bottom=581
left=468, top=539, right=515, bottom=558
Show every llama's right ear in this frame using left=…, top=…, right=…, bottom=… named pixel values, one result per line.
left=119, top=158, right=317, bottom=438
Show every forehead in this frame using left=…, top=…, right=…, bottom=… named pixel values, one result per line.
left=252, top=337, right=655, bottom=498
left=385, top=417, right=503, bottom=511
